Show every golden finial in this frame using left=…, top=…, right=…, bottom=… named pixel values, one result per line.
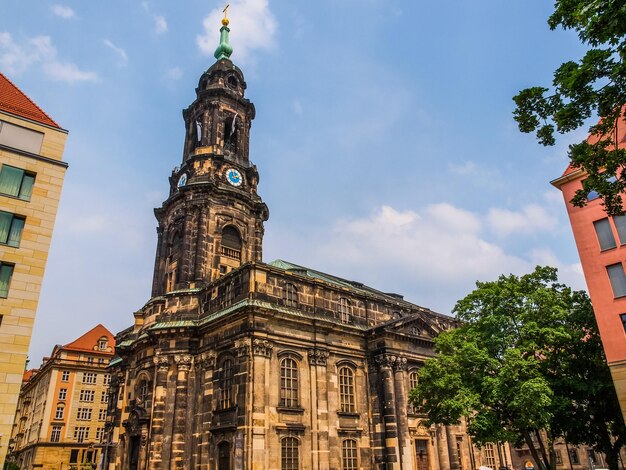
left=222, top=4, right=230, bottom=26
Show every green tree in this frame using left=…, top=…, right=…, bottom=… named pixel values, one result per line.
left=410, top=267, right=625, bottom=470
left=513, top=0, right=626, bottom=215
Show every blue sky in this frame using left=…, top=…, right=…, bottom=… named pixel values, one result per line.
left=1, top=0, right=590, bottom=365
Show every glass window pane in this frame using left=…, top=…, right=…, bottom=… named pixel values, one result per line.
left=594, top=218, right=616, bottom=250
left=0, top=211, right=11, bottom=244
left=614, top=216, right=626, bottom=245
left=7, top=216, right=24, bottom=247
left=19, top=173, right=34, bottom=200
left=607, top=264, right=626, bottom=298
left=0, top=165, right=23, bottom=197
left=0, top=263, right=14, bottom=298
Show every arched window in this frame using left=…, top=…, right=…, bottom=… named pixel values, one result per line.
left=224, top=116, right=238, bottom=153
left=136, top=378, right=152, bottom=406
left=281, top=437, right=299, bottom=470
left=339, top=297, right=352, bottom=324
left=339, top=366, right=355, bottom=413
left=280, top=357, right=299, bottom=408
left=283, top=283, right=298, bottom=307
left=218, top=441, right=231, bottom=470
left=409, top=370, right=418, bottom=390
left=221, top=226, right=242, bottom=260
left=98, top=337, right=108, bottom=350
left=219, top=358, right=234, bottom=409
left=342, top=439, right=358, bottom=470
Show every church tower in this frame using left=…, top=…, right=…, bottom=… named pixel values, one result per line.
left=151, top=16, right=268, bottom=296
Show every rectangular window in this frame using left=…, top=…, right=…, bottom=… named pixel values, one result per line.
left=79, top=389, right=95, bottom=402
left=484, top=444, right=496, bottom=468
left=594, top=218, right=617, bottom=250
left=587, top=175, right=617, bottom=201
left=569, top=449, right=580, bottom=465
left=69, top=449, right=79, bottom=463
left=61, top=370, right=70, bottom=382
left=101, top=390, right=109, bottom=403
left=98, top=408, right=107, bottom=420
left=0, top=120, right=44, bottom=154
left=50, top=425, right=62, bottom=443
left=87, top=356, right=94, bottom=365
left=0, top=211, right=25, bottom=247
left=103, top=374, right=111, bottom=385
left=82, top=372, right=96, bottom=384
left=95, top=427, right=104, bottom=443
left=607, top=263, right=626, bottom=298
left=614, top=215, right=626, bottom=245
left=58, top=388, right=67, bottom=400
left=0, top=165, right=35, bottom=201
left=77, top=407, right=92, bottom=420
left=74, top=426, right=89, bottom=443
left=0, top=262, right=15, bottom=298
left=555, top=450, right=563, bottom=465
left=54, top=405, right=64, bottom=420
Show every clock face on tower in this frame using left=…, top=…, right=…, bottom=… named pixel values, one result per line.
left=177, top=173, right=187, bottom=188
left=225, top=168, right=242, bottom=187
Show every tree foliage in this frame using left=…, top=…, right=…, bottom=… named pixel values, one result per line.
left=513, top=0, right=626, bottom=215
left=410, top=267, right=625, bottom=470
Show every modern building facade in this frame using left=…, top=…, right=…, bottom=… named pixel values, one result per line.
left=551, top=115, right=626, bottom=422
left=0, top=72, right=68, bottom=466
left=7, top=324, right=115, bottom=469
left=103, top=18, right=505, bottom=470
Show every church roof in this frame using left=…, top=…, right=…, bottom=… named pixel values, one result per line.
left=0, top=72, right=60, bottom=128
left=268, top=259, right=442, bottom=314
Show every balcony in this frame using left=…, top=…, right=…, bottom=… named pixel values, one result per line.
left=220, top=246, right=241, bottom=260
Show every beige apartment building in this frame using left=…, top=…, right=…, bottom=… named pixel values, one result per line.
left=7, top=324, right=115, bottom=469
left=0, top=72, right=68, bottom=466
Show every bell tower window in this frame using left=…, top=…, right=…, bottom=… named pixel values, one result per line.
left=221, top=226, right=242, bottom=260
left=224, top=116, right=238, bottom=153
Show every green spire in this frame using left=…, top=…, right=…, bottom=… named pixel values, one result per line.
left=214, top=18, right=233, bottom=61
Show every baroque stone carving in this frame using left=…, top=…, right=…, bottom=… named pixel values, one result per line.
left=153, top=355, right=170, bottom=371
left=308, top=348, right=330, bottom=366
left=373, top=353, right=408, bottom=371
left=235, top=337, right=251, bottom=357
left=175, top=354, right=193, bottom=371
left=198, top=351, right=217, bottom=369
left=252, top=339, right=273, bottom=357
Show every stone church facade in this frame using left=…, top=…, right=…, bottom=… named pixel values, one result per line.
left=104, top=19, right=488, bottom=470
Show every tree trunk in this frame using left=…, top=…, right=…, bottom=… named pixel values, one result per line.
left=604, top=443, right=621, bottom=470
left=524, top=430, right=549, bottom=470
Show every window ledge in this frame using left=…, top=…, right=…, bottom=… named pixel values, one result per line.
left=213, top=405, right=237, bottom=414
left=277, top=406, right=305, bottom=414
left=337, top=411, right=360, bottom=418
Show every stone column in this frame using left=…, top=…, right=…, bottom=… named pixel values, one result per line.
left=198, top=352, right=216, bottom=470
left=194, top=208, right=208, bottom=281
left=172, top=354, right=193, bottom=468
left=148, top=355, right=171, bottom=470
left=251, top=339, right=273, bottom=469
left=446, top=426, right=460, bottom=470
left=392, top=357, right=412, bottom=469
left=308, top=348, right=330, bottom=470
left=376, top=354, right=401, bottom=470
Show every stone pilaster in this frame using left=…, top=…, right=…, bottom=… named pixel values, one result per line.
left=172, top=354, right=193, bottom=468
left=149, top=355, right=171, bottom=470
left=376, top=354, right=401, bottom=470
left=198, top=352, right=216, bottom=470
left=392, top=356, right=412, bottom=469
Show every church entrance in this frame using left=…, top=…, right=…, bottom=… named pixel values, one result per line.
left=415, top=439, right=430, bottom=470
left=218, top=441, right=231, bottom=470
left=129, top=435, right=140, bottom=470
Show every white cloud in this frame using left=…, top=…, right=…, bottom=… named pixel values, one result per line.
left=448, top=161, right=478, bottom=175
left=292, top=99, right=303, bottom=116
left=50, top=4, right=76, bottom=19
left=197, top=0, right=277, bottom=65
left=103, top=39, right=128, bottom=66
left=166, top=66, right=182, bottom=80
left=0, top=32, right=97, bottom=82
left=487, top=204, right=557, bottom=236
left=43, top=61, right=98, bottom=83
left=154, top=15, right=168, bottom=34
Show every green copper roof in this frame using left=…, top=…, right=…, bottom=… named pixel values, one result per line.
left=214, top=25, right=233, bottom=61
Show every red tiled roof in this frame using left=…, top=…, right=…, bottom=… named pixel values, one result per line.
left=63, top=324, right=116, bottom=355
left=0, top=72, right=60, bottom=128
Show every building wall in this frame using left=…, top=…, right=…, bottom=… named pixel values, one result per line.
left=0, top=109, right=68, bottom=466
left=8, top=326, right=114, bottom=469
left=554, top=169, right=626, bottom=419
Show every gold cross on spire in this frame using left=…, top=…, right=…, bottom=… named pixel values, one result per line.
left=221, top=3, right=230, bottom=26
